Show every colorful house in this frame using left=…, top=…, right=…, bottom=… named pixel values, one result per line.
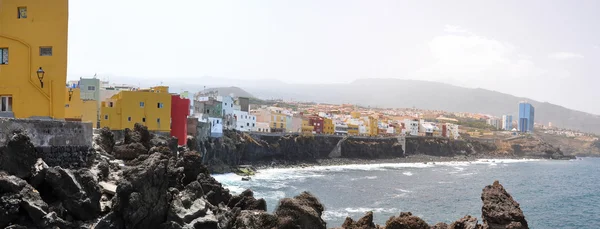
left=323, top=118, right=334, bottom=135
left=171, top=95, right=190, bottom=145
left=100, top=86, right=171, bottom=132
left=309, top=116, right=324, bottom=134
left=347, top=124, right=359, bottom=136
left=0, top=0, right=69, bottom=119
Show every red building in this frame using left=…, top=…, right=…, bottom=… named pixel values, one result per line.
left=171, top=95, right=190, bottom=145
left=308, top=116, right=324, bottom=134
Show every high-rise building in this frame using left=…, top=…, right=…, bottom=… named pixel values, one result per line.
left=518, top=102, right=535, bottom=132
left=502, top=115, right=513, bottom=130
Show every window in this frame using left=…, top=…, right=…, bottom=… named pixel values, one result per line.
left=247, top=123, right=249, bottom=127
left=157, top=103, right=163, bottom=108
left=128, top=117, right=131, bottom=122
left=252, top=123, right=255, bottom=127
left=140, top=102, right=145, bottom=107
left=65, top=104, right=69, bottom=108
left=225, top=103, right=227, bottom=106
left=109, top=102, right=114, bottom=107
left=87, top=86, right=96, bottom=91
left=1, top=48, right=8, bottom=64
left=157, top=118, right=161, bottom=123
left=217, top=120, right=219, bottom=124
left=39, top=47, right=52, bottom=56
left=104, top=115, right=109, bottom=120
left=17, top=7, right=27, bottom=19
left=142, top=117, right=146, bottom=122
left=231, top=104, right=233, bottom=108
left=1, top=96, right=13, bottom=112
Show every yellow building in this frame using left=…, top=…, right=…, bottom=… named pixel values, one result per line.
left=347, top=124, right=359, bottom=136
left=100, top=87, right=171, bottom=132
left=270, top=111, right=287, bottom=131
left=81, top=100, right=98, bottom=124
left=301, top=118, right=313, bottom=134
left=350, top=111, right=361, bottom=119
left=65, top=88, right=82, bottom=120
left=323, top=118, right=334, bottom=135
left=0, top=0, right=69, bottom=119
left=368, top=116, right=378, bottom=136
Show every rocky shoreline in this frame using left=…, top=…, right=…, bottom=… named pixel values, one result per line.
left=0, top=125, right=537, bottom=228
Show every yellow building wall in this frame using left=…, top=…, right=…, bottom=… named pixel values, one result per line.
left=64, top=88, right=82, bottom=120
left=323, top=118, right=334, bottom=135
left=100, top=89, right=171, bottom=132
left=301, top=119, right=313, bottom=133
left=368, top=117, right=378, bottom=136
left=0, top=0, right=68, bottom=119
left=271, top=112, right=287, bottom=130
left=81, top=100, right=98, bottom=125
left=350, top=111, right=361, bottom=119
left=348, top=124, right=359, bottom=136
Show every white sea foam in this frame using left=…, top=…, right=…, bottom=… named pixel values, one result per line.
left=322, top=210, right=349, bottom=220
left=402, top=172, right=413, bottom=176
left=395, top=188, right=412, bottom=193
left=344, top=207, right=399, bottom=213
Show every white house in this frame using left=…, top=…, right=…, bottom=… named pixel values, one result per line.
left=256, top=122, right=270, bottom=133
left=217, top=96, right=235, bottom=116
left=234, top=110, right=256, bottom=132
left=421, top=123, right=435, bottom=136
left=403, top=119, right=419, bottom=136
left=208, top=117, right=223, bottom=138
left=334, top=123, right=348, bottom=135
left=359, top=125, right=368, bottom=135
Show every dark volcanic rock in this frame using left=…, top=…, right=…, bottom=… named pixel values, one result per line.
left=385, top=212, right=429, bottom=229
left=432, top=222, right=449, bottom=229
left=197, top=173, right=232, bottom=206
left=227, top=189, right=267, bottom=211
left=0, top=173, right=51, bottom=227
left=177, top=151, right=209, bottom=186
left=167, top=190, right=209, bottom=225
left=481, top=181, right=528, bottom=229
left=340, top=211, right=378, bottom=229
left=97, top=127, right=116, bottom=154
left=0, top=131, right=38, bottom=179
left=449, top=215, right=481, bottom=229
left=274, top=191, right=326, bottom=229
left=113, top=143, right=147, bottom=160
left=113, top=153, right=170, bottom=229
left=44, top=167, right=101, bottom=220
left=232, top=210, right=278, bottom=229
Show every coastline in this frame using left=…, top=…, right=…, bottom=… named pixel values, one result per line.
left=237, top=154, right=553, bottom=174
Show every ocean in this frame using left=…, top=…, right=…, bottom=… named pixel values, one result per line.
left=213, top=157, right=600, bottom=229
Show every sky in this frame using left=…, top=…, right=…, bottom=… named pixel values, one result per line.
left=67, top=0, right=600, bottom=114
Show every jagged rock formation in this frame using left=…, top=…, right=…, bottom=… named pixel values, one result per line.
left=481, top=181, right=528, bottom=229
left=0, top=131, right=38, bottom=179
left=1, top=124, right=532, bottom=229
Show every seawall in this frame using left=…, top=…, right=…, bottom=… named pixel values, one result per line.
left=0, top=118, right=94, bottom=168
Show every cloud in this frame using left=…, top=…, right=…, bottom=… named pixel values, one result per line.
left=548, top=52, right=584, bottom=60
left=415, top=26, right=546, bottom=96
left=443, top=25, right=472, bottom=35
left=593, top=45, right=599, bottom=49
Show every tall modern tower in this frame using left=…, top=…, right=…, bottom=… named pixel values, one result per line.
left=518, top=102, right=535, bottom=132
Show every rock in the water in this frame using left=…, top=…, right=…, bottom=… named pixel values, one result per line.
left=481, top=181, right=528, bottom=229
left=449, top=215, right=480, bottom=229
left=385, top=212, right=429, bottom=229
left=274, top=191, right=326, bottom=229
left=340, top=211, right=378, bottom=229
left=0, top=131, right=38, bottom=179
left=432, top=222, right=449, bottom=229
left=43, top=167, right=101, bottom=220
left=113, top=153, right=170, bottom=229
left=227, top=189, right=267, bottom=211
left=232, top=210, right=278, bottom=229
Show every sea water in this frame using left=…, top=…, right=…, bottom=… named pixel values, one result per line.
left=213, top=157, right=600, bottom=229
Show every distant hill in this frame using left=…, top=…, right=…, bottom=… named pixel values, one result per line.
left=233, top=78, right=600, bottom=135
left=199, top=86, right=256, bottom=98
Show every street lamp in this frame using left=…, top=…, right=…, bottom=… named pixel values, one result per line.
left=68, top=88, right=73, bottom=101
left=36, top=67, right=45, bottom=88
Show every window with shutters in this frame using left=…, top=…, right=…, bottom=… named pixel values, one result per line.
left=1, top=48, right=8, bottom=64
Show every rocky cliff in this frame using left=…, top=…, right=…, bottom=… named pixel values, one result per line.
left=0, top=128, right=532, bottom=229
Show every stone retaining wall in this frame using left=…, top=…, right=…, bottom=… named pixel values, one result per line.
left=0, top=118, right=93, bottom=147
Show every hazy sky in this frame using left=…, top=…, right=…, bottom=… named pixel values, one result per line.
left=67, top=0, right=600, bottom=114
